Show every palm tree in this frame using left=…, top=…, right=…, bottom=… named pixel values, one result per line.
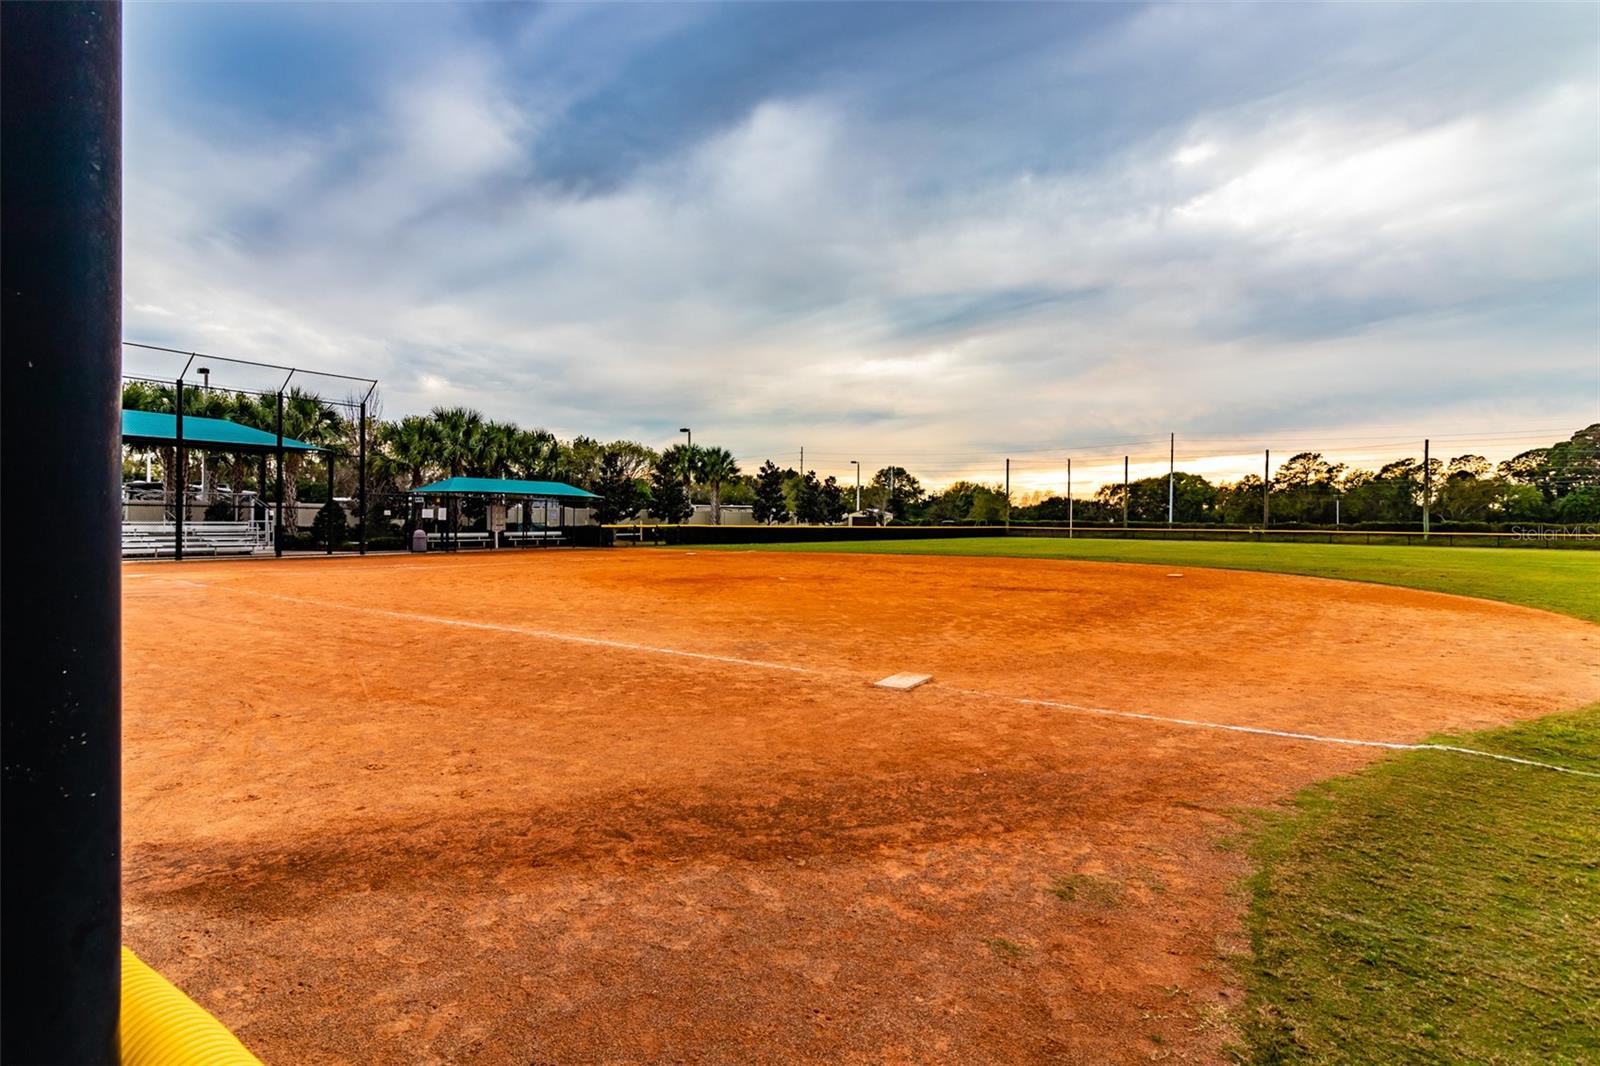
left=278, top=388, right=346, bottom=528
left=428, top=406, right=486, bottom=533
left=510, top=428, right=561, bottom=480
left=695, top=446, right=740, bottom=525
left=376, top=415, right=440, bottom=529
left=474, top=420, right=521, bottom=478
left=376, top=415, right=441, bottom=491
left=121, top=382, right=175, bottom=499
left=429, top=406, right=485, bottom=479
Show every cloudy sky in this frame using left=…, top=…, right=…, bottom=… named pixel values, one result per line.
left=123, top=2, right=1598, bottom=490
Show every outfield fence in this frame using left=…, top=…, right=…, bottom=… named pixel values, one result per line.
left=607, top=522, right=1600, bottom=550
left=1005, top=524, right=1600, bottom=549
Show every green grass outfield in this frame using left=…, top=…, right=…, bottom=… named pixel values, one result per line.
left=697, top=536, right=1600, bottom=622
left=700, top=534, right=1599, bottom=1061
left=1238, top=706, right=1600, bottom=1065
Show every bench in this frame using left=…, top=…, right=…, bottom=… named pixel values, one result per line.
left=439, top=532, right=493, bottom=550
left=503, top=530, right=567, bottom=548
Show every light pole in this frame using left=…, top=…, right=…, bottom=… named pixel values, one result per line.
left=678, top=427, right=692, bottom=494
left=197, top=366, right=211, bottom=505
left=851, top=459, right=861, bottom=514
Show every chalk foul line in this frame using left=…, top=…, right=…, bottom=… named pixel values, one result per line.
left=944, top=689, right=1600, bottom=780
left=224, top=587, right=822, bottom=676
left=212, top=584, right=1600, bottom=780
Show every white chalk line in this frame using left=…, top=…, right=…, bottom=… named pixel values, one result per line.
left=199, top=584, right=1599, bottom=780
left=945, top=689, right=1600, bottom=780
left=221, top=587, right=821, bottom=676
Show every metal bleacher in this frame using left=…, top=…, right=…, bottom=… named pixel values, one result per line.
left=121, top=521, right=271, bottom=558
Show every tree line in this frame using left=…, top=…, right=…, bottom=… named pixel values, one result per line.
left=122, top=383, right=1598, bottom=528
left=1013, top=429, right=1600, bottom=527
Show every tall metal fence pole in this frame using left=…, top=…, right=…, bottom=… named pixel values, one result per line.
left=325, top=449, right=335, bottom=555
left=1168, top=432, right=1175, bottom=525
left=274, top=391, right=285, bottom=557
left=1, top=2, right=123, bottom=1059
left=358, top=400, right=368, bottom=554
left=175, top=376, right=186, bottom=560
left=1067, top=458, right=1073, bottom=538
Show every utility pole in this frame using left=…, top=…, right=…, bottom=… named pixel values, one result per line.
left=1263, top=449, right=1270, bottom=528
left=1005, top=458, right=1011, bottom=530
left=1422, top=438, right=1430, bottom=538
left=1168, top=432, right=1175, bottom=525
left=1067, top=457, right=1073, bottom=538
left=1122, top=455, right=1129, bottom=528
left=886, top=467, right=894, bottom=526
left=799, top=445, right=803, bottom=472
left=851, top=459, right=861, bottom=513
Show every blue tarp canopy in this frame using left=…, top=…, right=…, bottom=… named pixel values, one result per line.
left=121, top=409, right=323, bottom=453
left=411, top=476, right=598, bottom=500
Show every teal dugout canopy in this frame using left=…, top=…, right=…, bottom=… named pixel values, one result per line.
left=121, top=409, right=323, bottom=453
left=411, top=476, right=599, bottom=500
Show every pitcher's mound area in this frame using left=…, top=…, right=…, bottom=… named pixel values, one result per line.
left=121, top=550, right=1600, bottom=1064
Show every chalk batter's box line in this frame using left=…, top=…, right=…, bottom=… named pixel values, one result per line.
left=194, top=582, right=1600, bottom=781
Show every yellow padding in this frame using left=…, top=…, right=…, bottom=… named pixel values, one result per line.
left=121, top=948, right=264, bottom=1066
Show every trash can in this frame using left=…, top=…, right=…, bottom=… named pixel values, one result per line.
left=411, top=528, right=428, bottom=553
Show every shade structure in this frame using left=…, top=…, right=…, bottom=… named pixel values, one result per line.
left=121, top=409, right=322, bottom=453
left=410, top=476, right=598, bottom=500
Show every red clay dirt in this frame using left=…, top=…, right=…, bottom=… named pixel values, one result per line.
left=121, top=549, right=1600, bottom=1065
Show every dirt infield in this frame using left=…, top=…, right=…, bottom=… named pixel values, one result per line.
left=122, top=550, right=1600, bottom=1065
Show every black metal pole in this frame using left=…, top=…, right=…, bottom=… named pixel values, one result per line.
left=326, top=450, right=335, bottom=554
left=175, top=377, right=186, bottom=560
left=358, top=401, right=368, bottom=555
left=1, top=3, right=123, bottom=1061
left=1264, top=449, right=1271, bottom=529
left=275, top=391, right=285, bottom=557
left=1423, top=437, right=1431, bottom=538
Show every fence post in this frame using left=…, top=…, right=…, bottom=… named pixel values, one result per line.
left=274, top=390, right=285, bottom=557
left=358, top=400, right=367, bottom=555
left=325, top=449, right=335, bottom=555
left=174, top=376, right=185, bottom=560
